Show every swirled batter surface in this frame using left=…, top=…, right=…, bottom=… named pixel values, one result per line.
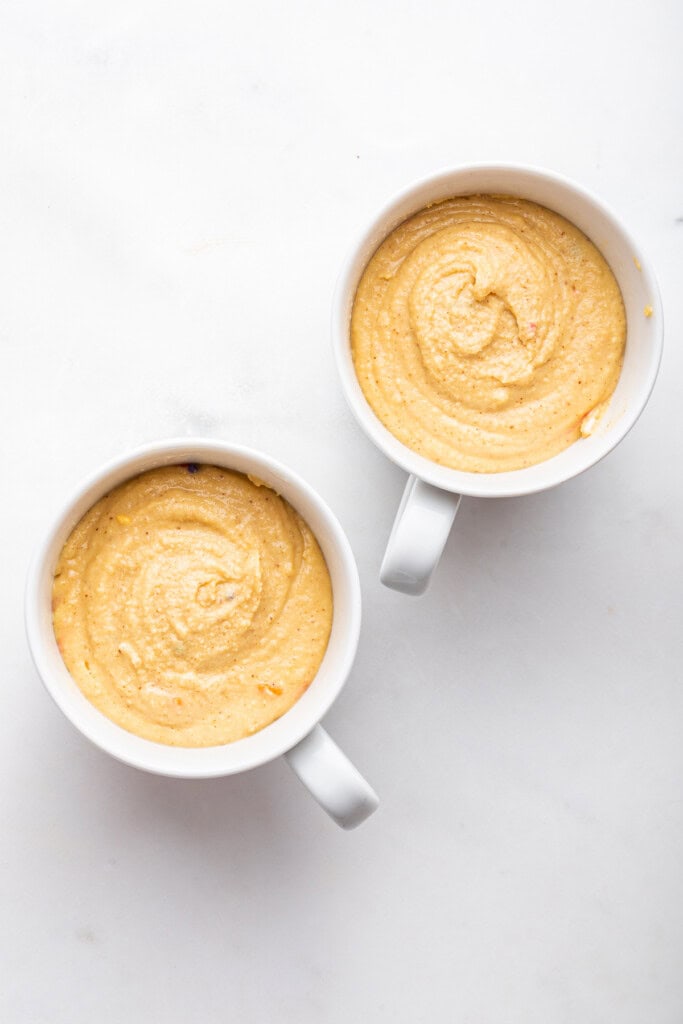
left=351, top=195, right=626, bottom=472
left=52, top=465, right=333, bottom=747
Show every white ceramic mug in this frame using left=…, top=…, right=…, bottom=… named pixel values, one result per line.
left=25, top=438, right=379, bottom=829
left=333, top=164, right=664, bottom=595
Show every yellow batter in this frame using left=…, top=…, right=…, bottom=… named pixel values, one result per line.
left=52, top=465, right=333, bottom=747
left=351, top=195, right=626, bottom=472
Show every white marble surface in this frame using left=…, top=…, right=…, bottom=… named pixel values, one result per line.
left=1, top=1, right=682, bottom=1020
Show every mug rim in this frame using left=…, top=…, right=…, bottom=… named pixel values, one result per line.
left=332, top=161, right=664, bottom=497
left=25, top=437, right=361, bottom=778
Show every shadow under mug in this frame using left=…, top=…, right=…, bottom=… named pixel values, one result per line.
left=332, top=164, right=664, bottom=595
left=25, top=439, right=379, bottom=829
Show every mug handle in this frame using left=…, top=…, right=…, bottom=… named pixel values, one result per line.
left=380, top=475, right=462, bottom=595
left=285, top=725, right=379, bottom=829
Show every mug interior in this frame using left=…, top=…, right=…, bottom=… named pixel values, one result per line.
left=333, top=164, right=663, bottom=497
left=25, top=439, right=361, bottom=778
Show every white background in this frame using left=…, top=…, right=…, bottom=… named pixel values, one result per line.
left=1, top=1, right=682, bottom=1021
